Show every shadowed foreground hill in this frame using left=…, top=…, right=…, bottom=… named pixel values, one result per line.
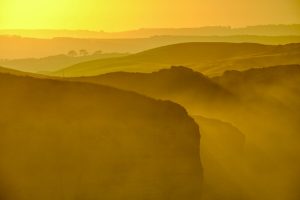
left=72, top=65, right=300, bottom=200
left=72, top=66, right=245, bottom=199
left=0, top=73, right=202, bottom=200
left=55, top=42, right=300, bottom=76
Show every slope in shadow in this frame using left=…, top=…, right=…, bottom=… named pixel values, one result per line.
left=0, top=73, right=202, bottom=200
left=72, top=66, right=237, bottom=116
left=213, top=65, right=300, bottom=200
left=72, top=64, right=300, bottom=200
left=71, top=66, right=245, bottom=200
left=193, top=116, right=245, bottom=200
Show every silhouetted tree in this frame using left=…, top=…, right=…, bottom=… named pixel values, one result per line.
left=79, top=49, right=89, bottom=57
left=67, top=50, right=78, bottom=57
left=93, top=50, right=103, bottom=55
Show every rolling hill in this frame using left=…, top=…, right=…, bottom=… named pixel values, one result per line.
left=0, top=53, right=128, bottom=73
left=0, top=66, right=27, bottom=75
left=0, top=73, right=202, bottom=200
left=71, top=66, right=237, bottom=115
left=70, top=66, right=246, bottom=200
left=0, top=65, right=248, bottom=200
left=55, top=42, right=300, bottom=77
left=69, top=64, right=300, bottom=200
left=2, top=35, right=300, bottom=60
left=214, top=64, right=300, bottom=110
left=0, top=66, right=42, bottom=77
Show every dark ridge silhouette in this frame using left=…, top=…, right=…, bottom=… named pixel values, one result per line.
left=55, top=42, right=300, bottom=77
left=216, top=64, right=300, bottom=85
left=0, top=73, right=202, bottom=200
left=71, top=66, right=237, bottom=115
left=214, top=64, right=300, bottom=108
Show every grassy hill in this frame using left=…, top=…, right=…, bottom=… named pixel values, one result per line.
left=0, top=53, right=128, bottom=74
left=0, top=65, right=46, bottom=77
left=0, top=73, right=202, bottom=200
left=55, top=42, right=300, bottom=77
left=0, top=66, right=29, bottom=75
left=2, top=35, right=300, bottom=60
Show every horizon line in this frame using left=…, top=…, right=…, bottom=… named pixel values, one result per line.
left=1, top=24, right=300, bottom=33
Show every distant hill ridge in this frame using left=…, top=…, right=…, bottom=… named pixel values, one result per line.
left=2, top=34, right=300, bottom=59
left=1, top=24, right=300, bottom=38
left=0, top=53, right=128, bottom=73
left=0, top=65, right=38, bottom=76
left=56, top=42, right=300, bottom=77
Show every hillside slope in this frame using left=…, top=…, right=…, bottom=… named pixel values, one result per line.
left=213, top=65, right=300, bottom=200
left=71, top=64, right=300, bottom=200
left=0, top=66, right=50, bottom=78
left=0, top=53, right=128, bottom=73
left=214, top=64, right=300, bottom=107
left=55, top=42, right=300, bottom=77
left=0, top=66, right=30, bottom=76
left=193, top=116, right=245, bottom=200
left=2, top=35, right=300, bottom=60
left=72, top=66, right=237, bottom=115
left=0, top=73, right=202, bottom=200
left=70, top=66, right=246, bottom=199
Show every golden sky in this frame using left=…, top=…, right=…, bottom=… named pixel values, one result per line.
left=0, top=0, right=299, bottom=31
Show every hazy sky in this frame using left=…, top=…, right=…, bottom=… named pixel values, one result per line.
left=0, top=0, right=299, bottom=31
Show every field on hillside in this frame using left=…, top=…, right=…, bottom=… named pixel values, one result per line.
left=52, top=43, right=300, bottom=77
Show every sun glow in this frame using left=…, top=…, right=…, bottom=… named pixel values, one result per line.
left=0, top=0, right=299, bottom=31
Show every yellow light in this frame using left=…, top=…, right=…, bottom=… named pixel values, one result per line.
left=0, top=0, right=299, bottom=31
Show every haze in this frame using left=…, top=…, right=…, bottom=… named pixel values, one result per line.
left=1, top=1, right=300, bottom=199
left=0, top=0, right=299, bottom=31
